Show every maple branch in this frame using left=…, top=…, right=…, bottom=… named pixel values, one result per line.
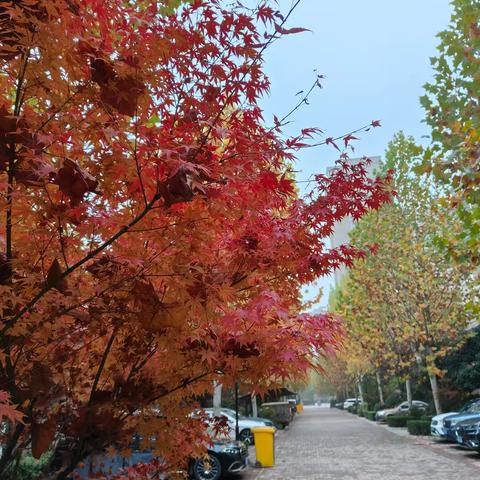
left=193, top=0, right=304, bottom=159
left=300, top=123, right=378, bottom=150
left=270, top=75, right=322, bottom=130
left=5, top=50, right=30, bottom=264
left=88, top=328, right=117, bottom=407
left=133, top=56, right=148, bottom=206
left=2, top=192, right=162, bottom=335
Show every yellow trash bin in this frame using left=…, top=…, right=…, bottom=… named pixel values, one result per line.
left=251, top=426, right=275, bottom=467
left=296, top=403, right=304, bottom=413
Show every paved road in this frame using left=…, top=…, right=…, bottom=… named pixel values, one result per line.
left=242, top=406, right=480, bottom=480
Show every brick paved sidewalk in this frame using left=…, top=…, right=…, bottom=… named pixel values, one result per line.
left=241, top=406, right=480, bottom=480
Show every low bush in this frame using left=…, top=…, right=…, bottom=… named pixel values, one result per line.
left=386, top=415, right=412, bottom=428
left=365, top=411, right=376, bottom=421
left=4, top=450, right=52, bottom=480
left=407, top=419, right=431, bottom=436
left=258, top=406, right=283, bottom=429
left=409, top=407, right=424, bottom=419
left=348, top=405, right=358, bottom=414
left=330, top=398, right=336, bottom=408
left=358, top=403, right=369, bottom=416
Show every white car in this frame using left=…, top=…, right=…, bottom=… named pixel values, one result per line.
left=343, top=398, right=360, bottom=409
left=431, top=412, right=458, bottom=437
left=204, top=408, right=270, bottom=444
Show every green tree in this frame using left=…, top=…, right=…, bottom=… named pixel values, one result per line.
left=331, top=133, right=474, bottom=413
left=421, top=0, right=480, bottom=259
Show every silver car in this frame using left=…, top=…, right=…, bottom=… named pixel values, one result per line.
left=376, top=401, right=428, bottom=421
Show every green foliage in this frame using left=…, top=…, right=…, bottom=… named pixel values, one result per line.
left=258, top=407, right=283, bottom=429
left=438, top=328, right=480, bottom=393
left=347, top=405, right=358, bottom=414
left=386, top=416, right=412, bottom=428
left=365, top=411, right=376, bottom=421
left=4, top=451, right=52, bottom=480
left=409, top=407, right=424, bottom=419
left=407, top=420, right=431, bottom=436
left=159, top=0, right=193, bottom=15
left=384, top=391, right=403, bottom=408
left=421, top=0, right=480, bottom=258
left=330, top=132, right=474, bottom=415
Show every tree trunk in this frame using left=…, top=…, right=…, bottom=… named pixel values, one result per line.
left=376, top=371, right=385, bottom=406
left=405, top=378, right=413, bottom=408
left=213, top=381, right=222, bottom=415
left=251, top=393, right=258, bottom=417
left=357, top=376, right=364, bottom=403
left=429, top=372, right=442, bottom=414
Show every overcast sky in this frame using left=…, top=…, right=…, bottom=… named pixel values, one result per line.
left=257, top=0, right=453, bottom=309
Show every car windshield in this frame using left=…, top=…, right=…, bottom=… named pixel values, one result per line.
left=466, top=402, right=480, bottom=413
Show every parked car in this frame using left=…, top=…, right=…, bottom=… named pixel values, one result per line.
left=343, top=398, right=360, bottom=409
left=441, top=400, right=480, bottom=441
left=452, top=417, right=480, bottom=449
left=375, top=401, right=428, bottom=421
left=189, top=439, right=248, bottom=480
left=219, top=407, right=274, bottom=428
left=204, top=408, right=270, bottom=445
left=431, top=398, right=480, bottom=438
left=75, top=434, right=246, bottom=480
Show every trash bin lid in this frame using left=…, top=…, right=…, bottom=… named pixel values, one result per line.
left=251, top=426, right=276, bottom=433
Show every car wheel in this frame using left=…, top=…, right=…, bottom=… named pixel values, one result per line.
left=191, top=453, right=222, bottom=480
left=239, top=428, right=254, bottom=445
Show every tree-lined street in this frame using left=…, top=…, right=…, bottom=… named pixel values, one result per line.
left=246, top=407, right=480, bottom=480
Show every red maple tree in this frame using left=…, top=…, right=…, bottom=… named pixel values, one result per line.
left=0, top=0, right=389, bottom=478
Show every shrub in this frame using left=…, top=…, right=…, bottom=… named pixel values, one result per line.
left=407, top=420, right=431, bottom=436
left=330, top=398, right=336, bottom=408
left=258, top=406, right=283, bottom=428
left=356, top=402, right=370, bottom=417
left=386, top=415, right=412, bottom=428
left=409, top=407, right=424, bottom=419
left=348, top=405, right=358, bottom=414
left=4, top=451, right=52, bottom=480
left=365, top=411, right=376, bottom=421
left=373, top=402, right=384, bottom=412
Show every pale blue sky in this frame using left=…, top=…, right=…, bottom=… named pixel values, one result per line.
left=258, top=0, right=453, bottom=308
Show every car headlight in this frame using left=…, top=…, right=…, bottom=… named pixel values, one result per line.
left=221, top=445, right=241, bottom=455
left=431, top=420, right=438, bottom=426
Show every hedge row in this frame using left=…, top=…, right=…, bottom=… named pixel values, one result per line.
left=407, top=420, right=431, bottom=436
left=386, top=415, right=411, bottom=428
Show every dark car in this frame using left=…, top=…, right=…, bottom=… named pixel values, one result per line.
left=453, top=417, right=480, bottom=449
left=189, top=439, right=248, bottom=480
left=76, top=435, right=248, bottom=480
left=442, top=400, right=480, bottom=441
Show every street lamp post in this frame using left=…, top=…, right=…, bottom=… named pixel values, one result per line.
left=235, top=382, right=239, bottom=441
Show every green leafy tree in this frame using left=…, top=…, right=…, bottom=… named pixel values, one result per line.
left=421, top=0, right=480, bottom=259
left=331, top=133, right=475, bottom=413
